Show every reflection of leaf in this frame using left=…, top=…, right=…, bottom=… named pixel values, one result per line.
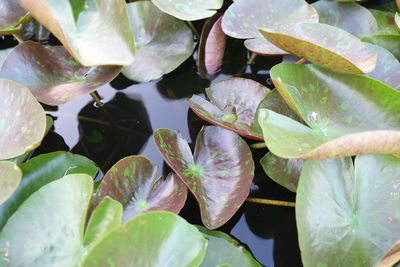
left=0, top=1, right=27, bottom=34
left=0, top=161, right=22, bottom=205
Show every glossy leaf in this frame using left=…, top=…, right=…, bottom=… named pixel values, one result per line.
left=0, top=48, right=12, bottom=66
left=198, top=226, right=262, bottom=267
left=0, top=41, right=121, bottom=105
left=0, top=1, right=27, bottom=34
left=122, top=1, right=194, bottom=82
left=375, top=241, right=400, bottom=267
left=0, top=152, right=98, bottom=230
left=370, top=9, right=400, bottom=35
left=222, top=0, right=318, bottom=55
left=258, top=63, right=400, bottom=159
left=82, top=211, right=207, bottom=267
left=0, top=79, right=46, bottom=160
left=0, top=174, right=93, bottom=267
left=152, top=0, right=223, bottom=21
left=297, top=155, right=400, bottom=266
left=92, top=155, right=187, bottom=222
left=0, top=161, right=22, bottom=205
left=18, top=0, right=135, bottom=66
left=187, top=78, right=270, bottom=140
left=154, top=126, right=254, bottom=229
left=362, top=34, right=400, bottom=60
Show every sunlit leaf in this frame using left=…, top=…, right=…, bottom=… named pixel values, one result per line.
left=0, top=1, right=27, bottom=34
left=154, top=126, right=254, bottom=229
left=0, top=161, right=22, bottom=205
left=395, top=12, right=400, bottom=31
left=362, top=34, right=400, bottom=60
left=369, top=9, right=400, bottom=35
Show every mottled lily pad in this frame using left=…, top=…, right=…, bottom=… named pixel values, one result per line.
left=152, top=0, right=223, bottom=21
left=187, top=78, right=270, bottom=140
left=18, top=0, right=135, bottom=66
left=0, top=161, right=22, bottom=205
left=122, top=1, right=194, bottom=82
left=297, top=155, right=400, bottom=266
left=154, top=126, right=254, bottom=229
left=0, top=41, right=121, bottom=105
left=0, top=79, right=46, bottom=160
left=222, top=0, right=318, bottom=55
left=258, top=63, right=400, bottom=159
left=92, top=155, right=187, bottom=222
left=362, top=34, right=400, bottom=60
left=369, top=9, right=400, bottom=35
left=0, top=1, right=28, bottom=34
left=260, top=23, right=378, bottom=74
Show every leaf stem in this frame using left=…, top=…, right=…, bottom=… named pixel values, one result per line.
left=186, top=21, right=199, bottom=40
left=12, top=33, right=23, bottom=44
left=238, top=52, right=257, bottom=74
left=295, top=58, right=306, bottom=64
left=250, top=142, right=267, bottom=149
left=246, top=197, right=296, bottom=207
left=90, top=91, right=103, bottom=107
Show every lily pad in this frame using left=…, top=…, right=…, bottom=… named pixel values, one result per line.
left=369, top=9, right=400, bottom=35
left=313, top=1, right=377, bottom=37
left=0, top=79, right=46, bottom=160
left=0, top=41, right=121, bottom=105
left=396, top=13, right=400, bottom=31
left=222, top=0, right=318, bottom=55
left=82, top=211, right=207, bottom=267
left=92, top=155, right=187, bottom=222
left=154, top=126, right=254, bottom=229
left=258, top=63, right=400, bottom=159
left=296, top=155, right=400, bottom=266
left=152, top=0, right=223, bottom=21
left=259, top=23, right=378, bottom=74
left=18, top=0, right=135, bottom=66
left=0, top=174, right=93, bottom=267
left=362, top=34, right=400, bottom=60
left=0, top=1, right=28, bottom=34
left=0, top=48, right=12, bottom=66
left=375, top=241, right=400, bottom=267
left=187, top=78, right=270, bottom=140
left=0, top=161, right=22, bottom=205
left=122, top=1, right=194, bottom=82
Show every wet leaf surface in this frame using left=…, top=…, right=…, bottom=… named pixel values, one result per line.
left=0, top=161, right=22, bottom=205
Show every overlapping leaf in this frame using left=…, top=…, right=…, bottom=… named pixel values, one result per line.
left=258, top=63, right=400, bottom=159
left=18, top=0, right=135, bottom=66
left=0, top=41, right=121, bottom=105
left=0, top=161, right=22, bottom=205
left=363, top=34, right=400, bottom=60
left=222, top=0, right=318, bottom=55
left=187, top=78, right=270, bottom=140
left=0, top=1, right=28, bottom=34
left=369, top=9, right=400, bottom=35
left=92, top=155, right=187, bottom=222
left=297, top=155, right=400, bottom=266
left=375, top=241, right=400, bottom=267
left=0, top=79, right=46, bottom=160
left=154, top=126, right=254, bottom=229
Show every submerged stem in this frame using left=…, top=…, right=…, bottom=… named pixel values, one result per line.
left=246, top=197, right=296, bottom=207
left=90, top=91, right=103, bottom=107
left=238, top=52, right=257, bottom=74
left=250, top=142, right=267, bottom=149
left=12, top=33, right=23, bottom=44
left=186, top=21, right=199, bottom=40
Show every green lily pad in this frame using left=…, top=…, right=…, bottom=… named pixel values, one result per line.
left=82, top=211, right=207, bottom=267
left=0, top=79, right=46, bottom=160
left=197, top=226, right=262, bottom=267
left=122, top=1, right=194, bottom=82
left=222, top=0, right=318, bottom=55
left=0, top=151, right=98, bottom=230
left=154, top=126, right=254, bottom=229
left=92, top=155, right=187, bottom=222
left=152, top=0, right=223, bottom=21
left=0, top=161, right=22, bottom=205
left=18, top=0, right=135, bottom=66
left=369, top=9, right=400, bottom=35
left=396, top=13, right=400, bottom=31
left=259, top=23, right=378, bottom=74
left=296, top=155, right=400, bottom=266
left=362, top=34, right=400, bottom=60
left=313, top=1, right=377, bottom=37
left=0, top=174, right=93, bottom=267
left=187, top=78, right=270, bottom=140
left=0, top=41, right=121, bottom=105
left=0, top=1, right=28, bottom=34
left=258, top=63, right=400, bottom=159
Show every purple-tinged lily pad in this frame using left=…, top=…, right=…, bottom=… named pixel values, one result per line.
left=258, top=63, right=400, bottom=159
left=260, top=23, right=377, bottom=74
left=0, top=41, right=121, bottom=105
left=0, top=79, right=46, bottom=160
left=0, top=48, right=12, bottom=66
left=0, top=161, right=22, bottom=205
left=154, top=126, right=254, bottom=229
left=92, top=155, right=187, bottom=222
left=187, top=78, right=270, bottom=140
left=0, top=1, right=28, bottom=34
left=122, top=1, right=194, bottom=82
left=362, top=34, right=400, bottom=60
left=18, top=0, right=135, bottom=66
left=222, top=0, right=318, bottom=55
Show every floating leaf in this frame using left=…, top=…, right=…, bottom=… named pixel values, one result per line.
left=0, top=1, right=28, bottom=34
left=0, top=79, right=46, bottom=160
left=122, top=1, right=194, bottom=82
left=0, top=41, right=121, bottom=105
left=260, top=23, right=377, bottom=74
left=18, top=0, right=135, bottom=66
left=396, top=13, right=400, bottom=31
left=0, top=174, right=93, bottom=267
left=0, top=48, right=12, bottom=66
left=0, top=161, right=22, bottom=205
left=222, top=0, right=318, bottom=55
left=154, top=126, right=254, bottom=229
left=152, top=0, right=223, bottom=21
left=296, top=155, right=400, bottom=266
left=369, top=9, right=400, bottom=35
left=362, top=34, right=400, bottom=60
left=82, top=211, right=207, bottom=267
left=258, top=63, right=400, bottom=159
left=197, top=226, right=262, bottom=267
left=312, top=1, right=377, bottom=37
left=92, top=155, right=187, bottom=222
left=187, top=78, right=270, bottom=140
left=375, top=241, right=400, bottom=267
